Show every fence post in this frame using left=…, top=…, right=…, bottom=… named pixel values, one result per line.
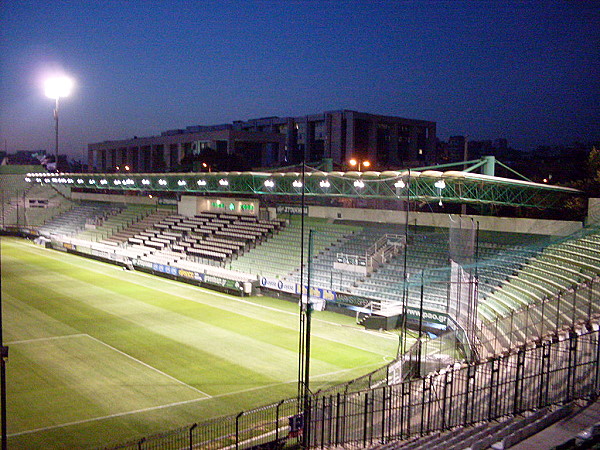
left=556, top=293, right=562, bottom=330
left=594, top=329, right=600, bottom=396
left=381, top=386, right=388, bottom=443
left=275, top=400, right=283, bottom=443
left=189, top=423, right=197, bottom=450
left=137, top=437, right=145, bottom=450
left=513, top=348, right=525, bottom=414
left=335, top=392, right=341, bottom=446
left=566, top=331, right=578, bottom=402
left=321, top=395, right=326, bottom=447
left=363, top=392, right=369, bottom=447
left=539, top=298, right=546, bottom=340
left=572, top=287, right=577, bottom=325
left=587, top=281, right=593, bottom=322
left=235, top=411, right=243, bottom=450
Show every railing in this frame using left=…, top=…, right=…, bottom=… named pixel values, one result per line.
left=102, top=325, right=600, bottom=450
left=306, top=327, right=600, bottom=448
left=336, top=234, right=406, bottom=273
left=477, top=276, right=600, bottom=359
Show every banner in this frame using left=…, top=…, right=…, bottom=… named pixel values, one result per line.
left=405, top=306, right=448, bottom=326
left=260, top=277, right=297, bottom=293
left=276, top=205, right=308, bottom=215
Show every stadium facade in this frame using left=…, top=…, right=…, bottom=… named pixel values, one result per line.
left=87, top=110, right=436, bottom=172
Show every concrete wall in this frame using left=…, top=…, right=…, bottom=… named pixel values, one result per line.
left=71, top=192, right=157, bottom=205
left=587, top=198, right=600, bottom=226
left=178, top=195, right=197, bottom=217
left=308, top=205, right=582, bottom=236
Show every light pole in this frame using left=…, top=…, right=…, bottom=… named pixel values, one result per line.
left=349, top=158, right=370, bottom=172
left=45, top=76, right=73, bottom=172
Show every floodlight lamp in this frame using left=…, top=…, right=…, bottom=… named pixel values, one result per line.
left=434, top=179, right=446, bottom=189
left=177, top=180, right=187, bottom=186
left=44, top=76, right=73, bottom=99
left=292, top=180, right=303, bottom=188
left=158, top=179, right=167, bottom=186
left=363, top=161, right=371, bottom=168
left=394, top=180, right=405, bottom=189
left=264, top=179, right=275, bottom=188
left=354, top=180, right=365, bottom=188
left=197, top=180, right=207, bottom=186
left=349, top=159, right=358, bottom=167
left=141, top=179, right=150, bottom=185
left=219, top=179, right=229, bottom=186
left=320, top=179, right=331, bottom=188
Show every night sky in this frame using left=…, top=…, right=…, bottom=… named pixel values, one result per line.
left=1, top=1, right=599, bottom=160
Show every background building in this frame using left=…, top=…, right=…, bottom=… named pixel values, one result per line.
left=88, top=109, right=436, bottom=172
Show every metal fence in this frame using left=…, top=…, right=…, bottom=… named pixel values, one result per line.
left=104, top=326, right=599, bottom=449
left=477, top=276, right=600, bottom=359
left=305, top=327, right=600, bottom=448
left=106, top=398, right=301, bottom=450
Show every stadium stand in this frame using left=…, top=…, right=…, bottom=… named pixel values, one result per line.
left=37, top=202, right=124, bottom=238
left=11, top=190, right=600, bottom=449
left=229, top=216, right=359, bottom=278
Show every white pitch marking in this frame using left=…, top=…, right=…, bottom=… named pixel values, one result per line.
left=84, top=334, right=212, bottom=398
left=7, top=396, right=206, bottom=437
left=8, top=362, right=384, bottom=437
left=9, top=241, right=398, bottom=354
left=5, top=334, right=87, bottom=345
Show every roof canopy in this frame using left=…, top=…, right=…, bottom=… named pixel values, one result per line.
left=26, top=168, right=582, bottom=209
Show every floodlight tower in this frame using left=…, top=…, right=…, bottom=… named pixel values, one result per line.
left=45, top=76, right=73, bottom=172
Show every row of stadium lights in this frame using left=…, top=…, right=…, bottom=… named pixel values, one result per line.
left=24, top=176, right=445, bottom=192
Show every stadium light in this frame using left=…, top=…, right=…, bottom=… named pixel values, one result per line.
left=293, top=180, right=303, bottom=188
left=353, top=180, right=365, bottom=188
left=44, top=75, right=73, bottom=172
left=264, top=179, right=275, bottom=188
left=319, top=179, right=331, bottom=189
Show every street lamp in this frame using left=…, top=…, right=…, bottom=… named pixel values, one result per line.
left=349, top=158, right=371, bottom=172
left=45, top=76, right=73, bottom=172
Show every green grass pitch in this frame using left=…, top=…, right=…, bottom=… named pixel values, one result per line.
left=1, top=237, right=400, bottom=449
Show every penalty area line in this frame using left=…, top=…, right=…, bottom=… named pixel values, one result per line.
left=5, top=334, right=87, bottom=345
left=84, top=334, right=212, bottom=399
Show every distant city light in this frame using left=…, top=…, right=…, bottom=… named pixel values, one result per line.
left=349, top=159, right=370, bottom=172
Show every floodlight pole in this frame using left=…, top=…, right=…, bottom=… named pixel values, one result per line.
left=0, top=239, right=8, bottom=450
left=54, top=97, right=59, bottom=172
